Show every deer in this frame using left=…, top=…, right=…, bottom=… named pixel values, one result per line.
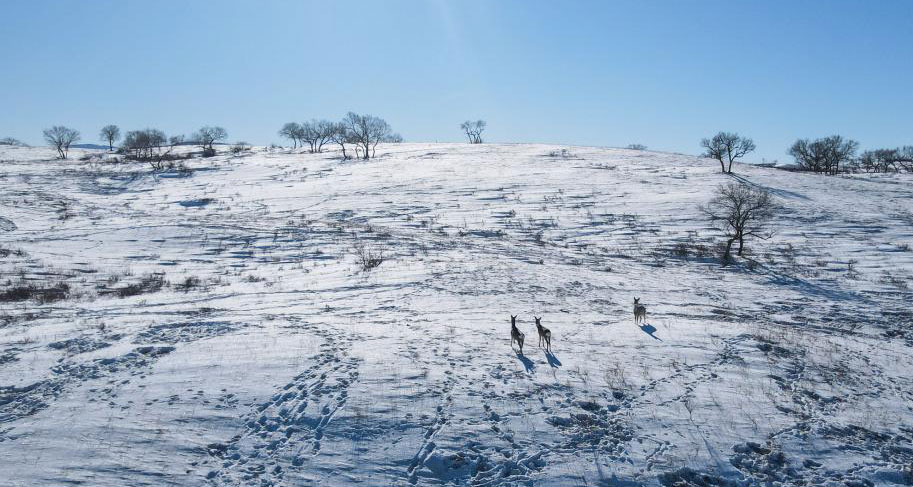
left=510, top=315, right=524, bottom=355
left=633, top=297, right=647, bottom=325
left=534, top=316, right=552, bottom=352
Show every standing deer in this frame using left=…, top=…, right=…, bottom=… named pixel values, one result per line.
left=633, top=297, right=647, bottom=325
left=510, top=315, right=524, bottom=355
left=534, top=316, right=552, bottom=352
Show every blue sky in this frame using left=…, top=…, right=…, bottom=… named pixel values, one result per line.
left=2, top=0, right=911, bottom=162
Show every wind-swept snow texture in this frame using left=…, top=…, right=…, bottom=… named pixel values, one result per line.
left=1, top=143, right=912, bottom=486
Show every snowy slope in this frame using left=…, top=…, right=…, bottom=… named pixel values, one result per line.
left=1, top=143, right=911, bottom=486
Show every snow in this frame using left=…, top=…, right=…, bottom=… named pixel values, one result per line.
left=1, top=143, right=912, bottom=486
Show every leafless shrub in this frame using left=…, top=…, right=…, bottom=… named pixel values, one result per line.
left=668, top=231, right=713, bottom=259
left=880, top=270, right=909, bottom=291
left=353, top=241, right=385, bottom=271
left=846, top=259, right=859, bottom=279
left=108, top=273, right=166, bottom=297
left=626, top=143, right=647, bottom=150
left=0, top=282, right=70, bottom=303
left=546, top=148, right=577, bottom=159
left=230, top=142, right=251, bottom=154
left=176, top=276, right=202, bottom=292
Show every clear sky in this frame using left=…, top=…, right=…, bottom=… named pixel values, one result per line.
left=2, top=0, right=911, bottom=163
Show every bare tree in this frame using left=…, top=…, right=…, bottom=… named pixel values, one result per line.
left=100, top=125, right=120, bottom=151
left=343, top=112, right=393, bottom=160
left=313, top=119, right=336, bottom=153
left=193, top=126, right=228, bottom=156
left=788, top=135, right=858, bottom=175
left=122, top=128, right=167, bottom=160
left=329, top=122, right=352, bottom=159
left=292, top=124, right=309, bottom=150
left=857, top=146, right=912, bottom=173
left=298, top=119, right=336, bottom=153
left=299, top=121, right=317, bottom=153
left=43, top=126, right=81, bottom=159
left=701, top=132, right=756, bottom=173
left=460, top=120, right=486, bottom=144
left=859, top=149, right=896, bottom=173
left=279, top=122, right=302, bottom=149
left=626, top=144, right=647, bottom=150
left=0, top=137, right=26, bottom=146
left=169, top=135, right=185, bottom=147
left=701, top=182, right=775, bottom=264
left=787, top=139, right=826, bottom=173
left=120, top=129, right=184, bottom=169
left=897, top=146, right=913, bottom=172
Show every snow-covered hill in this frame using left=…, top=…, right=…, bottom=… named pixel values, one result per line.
left=1, top=143, right=911, bottom=486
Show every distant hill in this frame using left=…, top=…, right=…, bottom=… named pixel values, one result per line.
left=71, top=143, right=111, bottom=150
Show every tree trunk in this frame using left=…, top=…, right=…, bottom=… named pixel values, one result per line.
left=719, top=158, right=726, bottom=173
left=723, top=238, right=735, bottom=265
left=737, top=236, right=745, bottom=256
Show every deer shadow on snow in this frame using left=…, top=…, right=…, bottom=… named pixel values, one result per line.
left=545, top=351, right=562, bottom=368
left=515, top=352, right=535, bottom=373
left=638, top=322, right=662, bottom=341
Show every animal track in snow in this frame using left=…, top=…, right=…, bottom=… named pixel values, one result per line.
left=206, top=324, right=361, bottom=486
